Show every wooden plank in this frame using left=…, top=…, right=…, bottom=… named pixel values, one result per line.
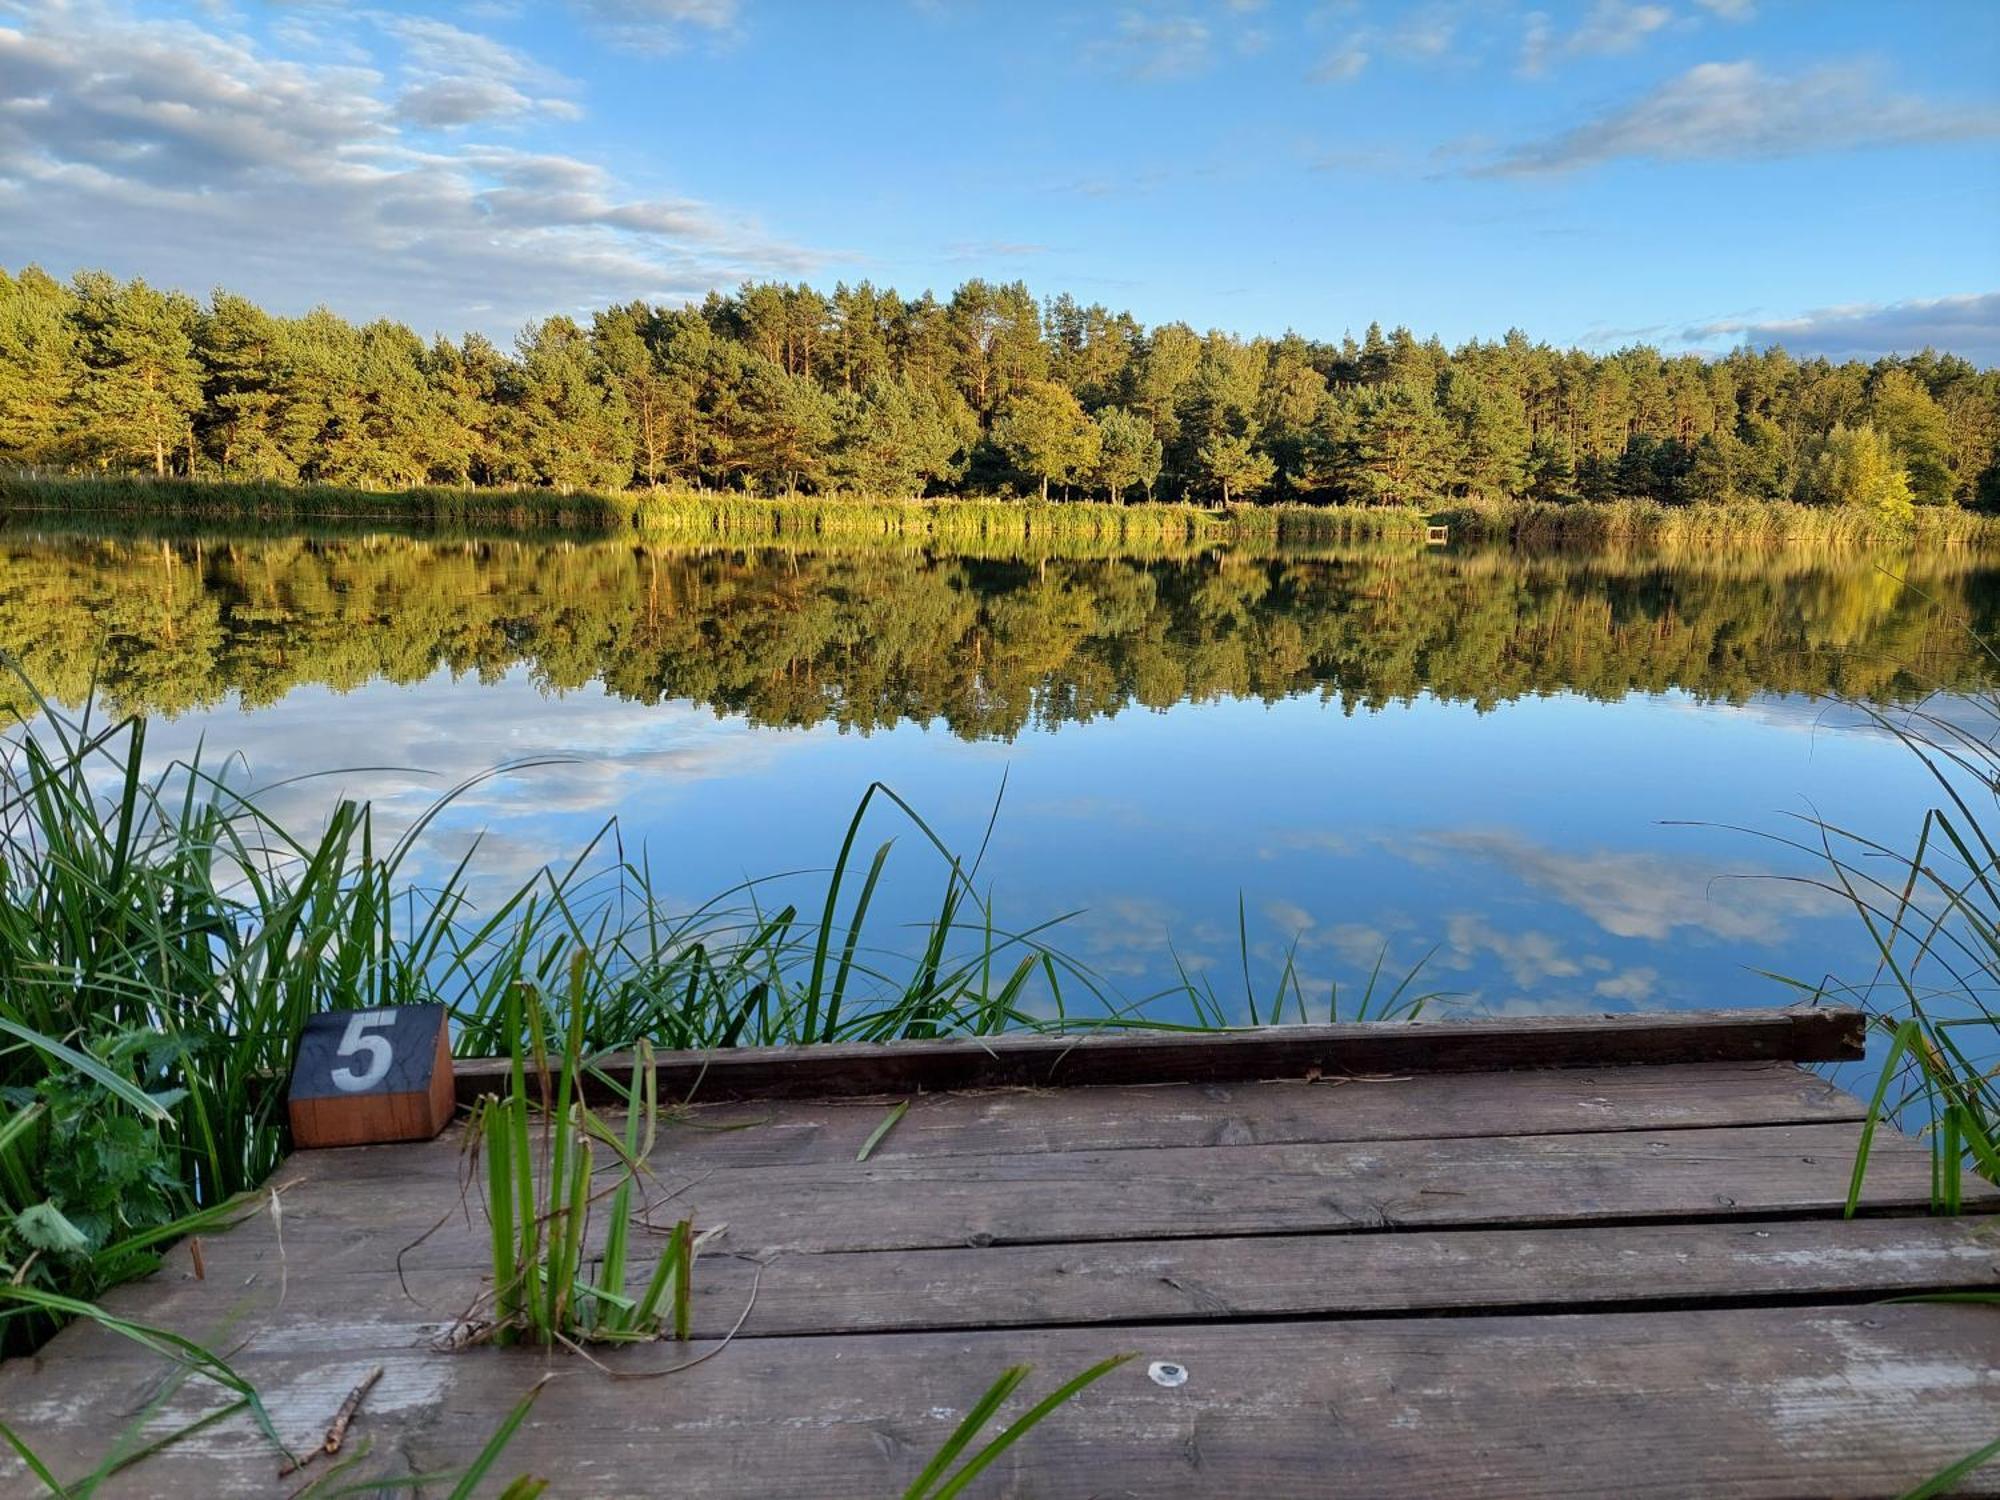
left=453, top=1008, right=1866, bottom=1104
left=96, top=1216, right=2000, bottom=1350
left=296, top=1062, right=1871, bottom=1180
left=265, top=1121, right=1969, bottom=1254
left=5, top=1306, right=1993, bottom=1497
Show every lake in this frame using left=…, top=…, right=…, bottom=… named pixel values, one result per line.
left=3, top=526, right=1992, bottom=1030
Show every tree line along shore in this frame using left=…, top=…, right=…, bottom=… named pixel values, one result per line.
left=2, top=266, right=1996, bottom=522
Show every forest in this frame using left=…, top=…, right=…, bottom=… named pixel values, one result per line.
left=2, top=265, right=1996, bottom=517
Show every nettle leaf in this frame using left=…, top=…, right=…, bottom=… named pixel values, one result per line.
left=13, top=1203, right=90, bottom=1258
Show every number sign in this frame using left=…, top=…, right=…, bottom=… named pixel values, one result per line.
left=287, top=1003, right=455, bottom=1148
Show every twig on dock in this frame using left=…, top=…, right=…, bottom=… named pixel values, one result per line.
left=276, top=1364, right=384, bottom=1477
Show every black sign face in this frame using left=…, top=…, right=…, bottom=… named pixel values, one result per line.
left=289, top=1004, right=448, bottom=1102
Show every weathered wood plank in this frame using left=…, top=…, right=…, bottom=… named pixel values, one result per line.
left=271, top=1121, right=1969, bottom=1253
left=452, top=1008, right=1866, bottom=1104
left=5, top=1306, right=1992, bottom=1497
left=648, top=1061, right=1870, bottom=1163
left=98, top=1216, right=2000, bottom=1350
left=313, top=1062, right=1871, bottom=1178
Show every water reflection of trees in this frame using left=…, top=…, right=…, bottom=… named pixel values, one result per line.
left=2, top=536, right=1991, bottom=735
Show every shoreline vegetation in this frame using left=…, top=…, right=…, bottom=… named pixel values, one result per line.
left=5, top=473, right=1999, bottom=552
left=3, top=265, right=1995, bottom=530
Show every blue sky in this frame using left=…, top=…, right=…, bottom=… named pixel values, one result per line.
left=1, top=0, right=1996, bottom=360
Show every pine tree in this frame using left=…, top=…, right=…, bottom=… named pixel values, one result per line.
left=1090, top=407, right=1163, bottom=503
left=198, top=292, right=296, bottom=480
left=831, top=377, right=959, bottom=496
left=515, top=318, right=634, bottom=492
left=1335, top=381, right=1452, bottom=506
left=1438, top=368, right=1529, bottom=499
left=0, top=266, right=77, bottom=465
left=70, top=272, right=202, bottom=476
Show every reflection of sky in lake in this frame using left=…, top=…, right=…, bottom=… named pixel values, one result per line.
left=113, top=666, right=1945, bottom=1035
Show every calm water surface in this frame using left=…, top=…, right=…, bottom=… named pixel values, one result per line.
left=5, top=528, right=1993, bottom=1027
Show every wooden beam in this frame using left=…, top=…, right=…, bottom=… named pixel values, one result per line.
left=453, top=1007, right=1867, bottom=1105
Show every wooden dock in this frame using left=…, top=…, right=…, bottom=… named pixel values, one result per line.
left=4, top=1008, right=1998, bottom=1497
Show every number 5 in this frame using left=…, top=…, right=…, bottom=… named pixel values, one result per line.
left=331, top=1011, right=397, bottom=1092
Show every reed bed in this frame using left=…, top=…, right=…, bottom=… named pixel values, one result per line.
left=0, top=472, right=629, bottom=534
left=1441, top=496, right=2000, bottom=549
left=17, top=473, right=1990, bottom=558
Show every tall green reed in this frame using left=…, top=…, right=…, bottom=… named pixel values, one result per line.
left=466, top=961, right=694, bottom=1348
left=1737, top=679, right=2000, bottom=1211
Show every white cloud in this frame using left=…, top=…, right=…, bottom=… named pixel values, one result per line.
left=1567, top=0, right=1671, bottom=58
left=1092, top=11, right=1213, bottom=80
left=0, top=2, right=821, bottom=335
left=1411, top=829, right=1837, bottom=943
left=372, top=14, right=580, bottom=128
left=1310, top=37, right=1369, bottom=84
left=1516, top=10, right=1553, bottom=76
left=1693, top=0, right=1755, bottom=18
left=1388, top=6, right=1458, bottom=61
left=1685, top=292, right=2000, bottom=368
left=565, top=0, right=740, bottom=54
left=1444, top=913, right=1585, bottom=987
left=1311, top=3, right=1471, bottom=84
left=1482, top=60, right=2000, bottom=175
left=1594, top=966, right=1658, bottom=1002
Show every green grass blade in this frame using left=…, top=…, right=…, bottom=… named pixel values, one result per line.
left=928, top=1354, right=1136, bottom=1500
left=856, top=1100, right=910, bottom=1163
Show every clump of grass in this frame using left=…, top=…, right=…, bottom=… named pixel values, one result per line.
left=1741, top=673, right=2000, bottom=1212
left=464, top=964, right=695, bottom=1348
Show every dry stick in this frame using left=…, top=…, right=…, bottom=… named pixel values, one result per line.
left=275, top=1365, right=384, bottom=1477
left=320, top=1365, right=383, bottom=1456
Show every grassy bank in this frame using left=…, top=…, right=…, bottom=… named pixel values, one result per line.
left=10, top=472, right=1996, bottom=554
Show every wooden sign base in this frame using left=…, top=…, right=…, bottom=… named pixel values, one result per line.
left=288, top=1004, right=456, bottom=1149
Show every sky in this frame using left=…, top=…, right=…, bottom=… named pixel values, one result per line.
left=0, top=0, right=1996, bottom=361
